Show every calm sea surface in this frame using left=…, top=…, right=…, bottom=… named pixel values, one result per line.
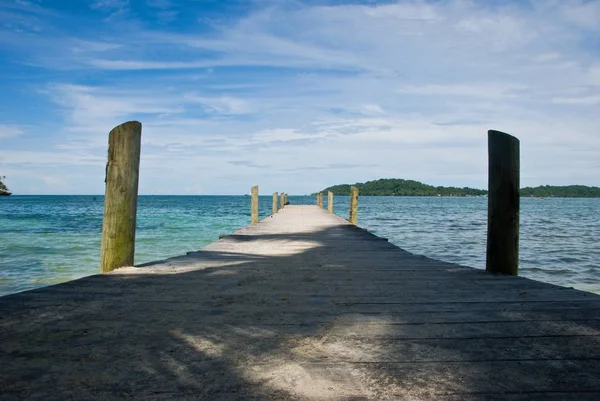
left=1, top=195, right=598, bottom=296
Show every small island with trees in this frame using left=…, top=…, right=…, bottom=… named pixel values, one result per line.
left=315, top=178, right=600, bottom=198
left=0, top=175, right=12, bottom=196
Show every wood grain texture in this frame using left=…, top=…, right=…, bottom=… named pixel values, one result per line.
left=2, top=206, right=599, bottom=400
left=100, top=121, right=141, bottom=273
left=250, top=186, right=259, bottom=225
left=349, top=185, right=359, bottom=225
left=272, top=192, right=278, bottom=214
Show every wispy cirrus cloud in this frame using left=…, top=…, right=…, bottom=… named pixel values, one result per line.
left=0, top=125, right=25, bottom=139
left=0, top=0, right=599, bottom=194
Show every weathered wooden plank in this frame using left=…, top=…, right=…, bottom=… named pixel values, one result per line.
left=1, top=205, right=599, bottom=400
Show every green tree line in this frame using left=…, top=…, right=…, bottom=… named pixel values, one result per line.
left=314, top=179, right=487, bottom=197
left=314, top=179, right=600, bottom=198
left=520, top=185, right=600, bottom=198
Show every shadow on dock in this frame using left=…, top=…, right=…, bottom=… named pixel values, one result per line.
left=2, top=220, right=600, bottom=399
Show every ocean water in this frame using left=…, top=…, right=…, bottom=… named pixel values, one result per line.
left=0, top=195, right=598, bottom=296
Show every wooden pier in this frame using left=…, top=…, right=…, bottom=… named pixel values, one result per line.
left=2, top=205, right=600, bottom=400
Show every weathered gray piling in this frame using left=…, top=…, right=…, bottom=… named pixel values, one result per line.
left=272, top=192, right=278, bottom=214
left=251, top=186, right=259, bottom=225
left=100, top=121, right=142, bottom=273
left=349, top=186, right=359, bottom=225
left=486, top=130, right=520, bottom=275
left=328, top=191, right=334, bottom=213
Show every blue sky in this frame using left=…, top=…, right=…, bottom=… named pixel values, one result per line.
left=1, top=0, right=599, bottom=195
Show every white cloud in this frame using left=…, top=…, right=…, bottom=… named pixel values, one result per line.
left=2, top=0, right=600, bottom=194
left=90, top=0, right=129, bottom=11
left=0, top=125, right=24, bottom=138
left=361, top=104, right=385, bottom=115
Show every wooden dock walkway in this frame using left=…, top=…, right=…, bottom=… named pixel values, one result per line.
left=2, top=205, right=600, bottom=400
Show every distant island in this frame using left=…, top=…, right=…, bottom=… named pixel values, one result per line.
left=314, top=179, right=600, bottom=198
left=314, top=179, right=487, bottom=197
left=520, top=185, right=600, bottom=198
left=0, top=176, right=12, bottom=196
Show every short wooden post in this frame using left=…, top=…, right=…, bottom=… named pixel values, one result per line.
left=272, top=192, right=278, bottom=214
left=328, top=191, right=333, bottom=213
left=349, top=186, right=359, bottom=225
left=280, top=193, right=285, bottom=209
left=319, top=193, right=324, bottom=208
left=251, top=185, right=259, bottom=225
left=486, top=130, right=520, bottom=275
left=100, top=121, right=142, bottom=273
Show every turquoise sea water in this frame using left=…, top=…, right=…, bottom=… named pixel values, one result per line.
left=1, top=195, right=599, bottom=296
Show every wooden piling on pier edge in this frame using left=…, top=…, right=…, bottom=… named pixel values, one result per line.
left=328, top=191, right=333, bottom=213
left=280, top=193, right=285, bottom=209
left=272, top=192, right=278, bottom=214
left=100, top=121, right=142, bottom=273
left=251, top=186, right=259, bottom=225
left=349, top=186, right=359, bottom=225
left=486, top=130, right=520, bottom=275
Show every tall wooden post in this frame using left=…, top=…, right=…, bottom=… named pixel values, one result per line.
left=251, top=185, right=259, bottom=225
left=328, top=191, right=333, bottom=213
left=349, top=186, right=359, bottom=225
left=319, top=193, right=323, bottom=208
left=486, top=130, right=520, bottom=275
left=100, top=121, right=142, bottom=273
left=280, top=193, right=285, bottom=209
left=272, top=192, right=278, bottom=214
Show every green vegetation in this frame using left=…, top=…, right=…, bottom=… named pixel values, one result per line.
left=314, top=178, right=487, bottom=197
left=315, top=179, right=600, bottom=198
left=521, top=185, right=600, bottom=198
left=0, top=175, right=11, bottom=196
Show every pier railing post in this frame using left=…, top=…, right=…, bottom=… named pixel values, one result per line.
left=272, top=192, right=278, bottom=214
left=486, top=130, right=520, bottom=275
left=251, top=185, right=259, bottom=225
left=328, top=191, right=333, bottom=213
left=349, top=186, right=359, bottom=225
left=280, top=193, right=285, bottom=209
left=100, top=121, right=142, bottom=273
